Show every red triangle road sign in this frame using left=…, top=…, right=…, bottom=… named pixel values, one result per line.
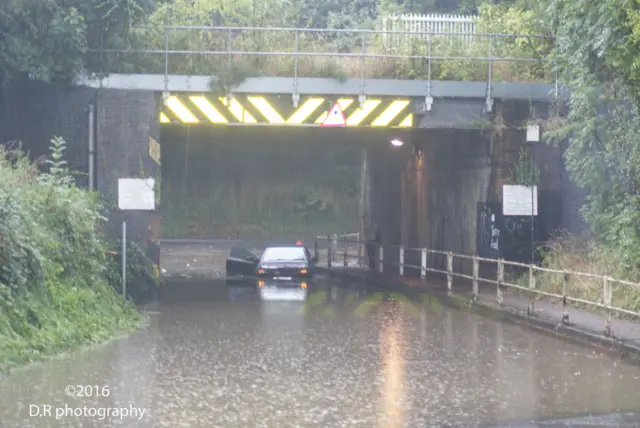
left=321, top=102, right=346, bottom=127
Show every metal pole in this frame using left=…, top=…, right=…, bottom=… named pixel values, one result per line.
left=122, top=221, right=127, bottom=300
left=88, top=103, right=95, bottom=191
left=359, top=148, right=367, bottom=268
left=164, top=28, right=169, bottom=92
left=530, top=143, right=535, bottom=265
left=293, top=28, right=299, bottom=106
left=360, top=33, right=366, bottom=94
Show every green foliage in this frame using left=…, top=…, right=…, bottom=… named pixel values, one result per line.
left=528, top=234, right=640, bottom=315
left=83, top=0, right=552, bottom=82
left=0, top=0, right=153, bottom=86
left=0, top=0, right=555, bottom=84
left=505, top=145, right=540, bottom=186
left=540, top=0, right=640, bottom=276
left=0, top=137, right=141, bottom=371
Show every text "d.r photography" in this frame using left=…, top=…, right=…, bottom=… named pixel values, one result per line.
left=30, top=404, right=147, bottom=420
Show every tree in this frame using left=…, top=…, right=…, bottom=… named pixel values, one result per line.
left=543, top=0, right=640, bottom=272
left=0, top=0, right=155, bottom=86
left=0, top=0, right=86, bottom=85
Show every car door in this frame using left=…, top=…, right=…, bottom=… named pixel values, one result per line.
left=226, top=247, right=259, bottom=277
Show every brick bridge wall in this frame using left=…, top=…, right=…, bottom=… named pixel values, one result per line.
left=367, top=99, right=586, bottom=275
left=0, top=81, right=160, bottom=268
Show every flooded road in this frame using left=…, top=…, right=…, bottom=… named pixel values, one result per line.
left=2, top=276, right=640, bottom=427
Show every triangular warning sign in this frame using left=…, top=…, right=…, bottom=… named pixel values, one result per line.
left=321, top=102, right=346, bottom=127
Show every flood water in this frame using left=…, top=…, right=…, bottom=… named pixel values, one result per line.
left=2, top=277, right=640, bottom=428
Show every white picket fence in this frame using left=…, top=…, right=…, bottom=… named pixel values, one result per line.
left=381, top=13, right=477, bottom=50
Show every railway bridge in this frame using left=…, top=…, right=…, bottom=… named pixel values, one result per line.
left=0, top=26, right=574, bottom=274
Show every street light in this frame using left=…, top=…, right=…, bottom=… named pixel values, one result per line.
left=526, top=124, right=540, bottom=265
left=390, top=138, right=404, bottom=147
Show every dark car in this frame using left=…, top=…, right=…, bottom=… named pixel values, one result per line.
left=226, top=246, right=260, bottom=278
left=257, top=245, right=317, bottom=280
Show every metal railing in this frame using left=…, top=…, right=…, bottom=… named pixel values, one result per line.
left=317, top=236, right=640, bottom=337
left=87, top=25, right=558, bottom=94
left=314, top=233, right=362, bottom=267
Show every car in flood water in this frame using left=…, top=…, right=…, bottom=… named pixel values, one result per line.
left=256, top=245, right=317, bottom=281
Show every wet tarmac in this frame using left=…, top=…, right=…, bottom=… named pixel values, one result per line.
left=2, top=276, right=640, bottom=427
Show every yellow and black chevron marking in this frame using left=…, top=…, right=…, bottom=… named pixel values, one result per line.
left=159, top=94, right=413, bottom=128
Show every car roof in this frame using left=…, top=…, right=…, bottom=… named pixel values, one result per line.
left=263, top=244, right=307, bottom=250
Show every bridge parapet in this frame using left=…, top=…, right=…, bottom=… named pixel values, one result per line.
left=86, top=25, right=559, bottom=112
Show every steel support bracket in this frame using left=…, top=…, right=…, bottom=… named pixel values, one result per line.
left=484, top=96, right=494, bottom=113
left=425, top=96, right=434, bottom=112
left=358, top=94, right=367, bottom=109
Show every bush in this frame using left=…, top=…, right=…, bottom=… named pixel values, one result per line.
left=0, top=137, right=141, bottom=371
left=531, top=233, right=640, bottom=316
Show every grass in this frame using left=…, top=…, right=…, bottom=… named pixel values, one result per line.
left=505, top=233, right=640, bottom=318
left=88, top=27, right=555, bottom=84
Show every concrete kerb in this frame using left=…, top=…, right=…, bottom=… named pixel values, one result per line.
left=327, top=268, right=640, bottom=365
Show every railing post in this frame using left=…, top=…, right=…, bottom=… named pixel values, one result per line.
left=472, top=255, right=479, bottom=301
left=421, top=248, right=427, bottom=280
left=163, top=27, right=169, bottom=90
left=399, top=247, right=404, bottom=275
left=327, top=236, right=332, bottom=269
left=604, top=276, right=612, bottom=337
left=562, top=270, right=569, bottom=324
left=497, top=259, right=504, bottom=306
left=378, top=245, right=384, bottom=273
left=226, top=28, right=232, bottom=90
left=360, top=33, right=367, bottom=98
left=358, top=233, right=364, bottom=268
left=447, top=252, right=453, bottom=294
left=343, top=236, right=348, bottom=268
left=331, top=234, right=338, bottom=262
left=527, top=264, right=536, bottom=315
left=293, top=28, right=299, bottom=103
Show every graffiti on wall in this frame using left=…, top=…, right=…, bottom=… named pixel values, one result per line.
left=477, top=202, right=503, bottom=259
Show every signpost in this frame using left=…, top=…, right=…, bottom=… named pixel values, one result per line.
left=321, top=102, right=346, bottom=127
left=117, top=178, right=155, bottom=300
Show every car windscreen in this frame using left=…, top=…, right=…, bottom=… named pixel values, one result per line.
left=261, top=247, right=306, bottom=262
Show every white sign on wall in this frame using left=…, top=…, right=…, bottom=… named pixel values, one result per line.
left=118, top=178, right=155, bottom=211
left=503, top=184, right=538, bottom=216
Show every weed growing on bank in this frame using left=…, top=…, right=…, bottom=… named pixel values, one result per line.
left=0, top=138, right=141, bottom=371
left=526, top=234, right=640, bottom=315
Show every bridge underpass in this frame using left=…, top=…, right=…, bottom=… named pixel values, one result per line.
left=6, top=46, right=635, bottom=426
left=158, top=105, right=495, bottom=278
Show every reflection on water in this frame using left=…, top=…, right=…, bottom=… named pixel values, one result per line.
left=378, top=308, right=406, bottom=428
left=258, top=279, right=309, bottom=301
left=1, top=280, right=640, bottom=427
